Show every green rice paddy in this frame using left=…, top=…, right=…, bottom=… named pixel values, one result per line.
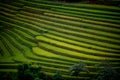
left=0, top=0, right=120, bottom=79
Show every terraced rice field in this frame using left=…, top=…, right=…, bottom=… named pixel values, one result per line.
left=0, top=0, right=120, bottom=80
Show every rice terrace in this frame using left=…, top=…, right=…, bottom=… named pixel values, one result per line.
left=0, top=0, right=120, bottom=80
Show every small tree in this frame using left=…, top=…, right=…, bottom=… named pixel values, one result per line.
left=40, top=30, right=49, bottom=36
left=70, top=61, right=89, bottom=76
left=23, top=69, right=34, bottom=80
left=17, top=64, right=25, bottom=80
left=29, top=63, right=46, bottom=80
left=53, top=71, right=62, bottom=80
left=17, top=63, right=41, bottom=80
left=95, top=61, right=119, bottom=80
left=0, top=26, right=5, bottom=31
left=37, top=71, right=46, bottom=80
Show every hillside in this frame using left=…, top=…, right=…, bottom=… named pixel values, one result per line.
left=0, top=0, right=120, bottom=80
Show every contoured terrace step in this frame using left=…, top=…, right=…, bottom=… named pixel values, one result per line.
left=2, top=31, right=81, bottom=66
left=13, top=13, right=120, bottom=51
left=29, top=0, right=120, bottom=12
left=27, top=20, right=120, bottom=50
left=21, top=7, right=120, bottom=35
left=13, top=56, right=90, bottom=79
left=36, top=36, right=120, bottom=59
left=29, top=47, right=85, bottom=65
left=18, top=2, right=119, bottom=23
left=4, top=10, right=118, bottom=52
left=11, top=26, right=35, bottom=37
left=1, top=31, right=25, bottom=54
left=20, top=0, right=120, bottom=17
left=33, top=47, right=87, bottom=63
left=0, top=11, right=45, bottom=33
left=3, top=1, right=25, bottom=7
left=46, top=8, right=120, bottom=25
left=52, top=7, right=120, bottom=20
left=0, top=38, right=10, bottom=57
left=0, top=34, right=14, bottom=57
left=0, top=47, right=4, bottom=56
left=47, top=29, right=120, bottom=51
left=43, top=13, right=120, bottom=29
left=0, top=63, right=19, bottom=69
left=0, top=69, right=17, bottom=72
left=0, top=0, right=119, bottom=72
left=0, top=13, right=40, bottom=36
left=22, top=4, right=120, bottom=24
left=20, top=11, right=120, bottom=36
left=31, top=42, right=102, bottom=64
left=2, top=34, right=54, bottom=65
left=37, top=42, right=120, bottom=63
left=36, top=34, right=120, bottom=57
left=44, top=34, right=119, bottom=53
left=0, top=17, right=38, bottom=39
left=0, top=32, right=24, bottom=59
left=3, top=33, right=92, bottom=68
left=12, top=10, right=120, bottom=46
left=50, top=9, right=120, bottom=24
left=2, top=13, right=41, bottom=34
left=0, top=3, right=20, bottom=11
left=21, top=13, right=119, bottom=42
left=38, top=26, right=120, bottom=50
left=0, top=63, right=69, bottom=76
left=64, top=2, right=120, bottom=12
left=15, top=2, right=117, bottom=26
left=21, top=0, right=120, bottom=23
left=2, top=0, right=120, bottom=24
left=0, top=31, right=97, bottom=68
left=0, top=24, right=35, bottom=48
left=12, top=55, right=96, bottom=77
left=37, top=42, right=111, bottom=61
left=32, top=45, right=120, bottom=66
left=3, top=57, right=72, bottom=71
left=13, top=29, right=32, bottom=39
left=0, top=17, right=37, bottom=44
left=0, top=7, right=18, bottom=14
left=12, top=29, right=35, bottom=42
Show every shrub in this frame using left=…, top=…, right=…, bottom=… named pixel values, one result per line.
left=69, top=61, right=89, bottom=76
left=17, top=63, right=46, bottom=80
left=0, top=26, right=5, bottom=31
left=53, top=71, right=62, bottom=80
left=94, top=61, right=119, bottom=80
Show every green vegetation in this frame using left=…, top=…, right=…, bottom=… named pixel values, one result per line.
left=70, top=61, right=89, bottom=76
left=0, top=0, right=120, bottom=80
left=93, top=61, right=119, bottom=80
